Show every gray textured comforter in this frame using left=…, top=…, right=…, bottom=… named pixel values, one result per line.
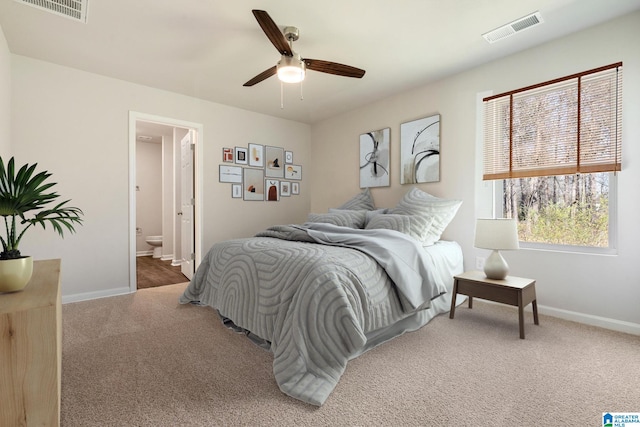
left=180, top=223, right=453, bottom=406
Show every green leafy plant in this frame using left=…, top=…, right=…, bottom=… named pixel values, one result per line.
left=0, top=157, right=83, bottom=259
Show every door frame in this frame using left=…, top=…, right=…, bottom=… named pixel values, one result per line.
left=128, top=111, right=204, bottom=292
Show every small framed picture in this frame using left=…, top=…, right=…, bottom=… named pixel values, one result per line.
left=265, top=179, right=280, bottom=201
left=235, top=147, right=248, bottom=165
left=285, top=164, right=302, bottom=180
left=223, top=147, right=234, bottom=163
left=280, top=181, right=291, bottom=197
left=231, top=184, right=242, bottom=198
left=248, top=143, right=264, bottom=168
left=219, top=165, right=242, bottom=183
left=291, top=182, right=300, bottom=195
left=285, top=151, right=293, bottom=164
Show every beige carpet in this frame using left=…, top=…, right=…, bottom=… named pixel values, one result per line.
left=61, top=282, right=640, bottom=426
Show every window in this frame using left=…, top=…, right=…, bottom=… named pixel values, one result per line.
left=483, top=63, right=622, bottom=251
left=500, top=172, right=615, bottom=250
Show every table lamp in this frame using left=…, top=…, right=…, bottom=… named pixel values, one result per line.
left=474, top=218, right=520, bottom=280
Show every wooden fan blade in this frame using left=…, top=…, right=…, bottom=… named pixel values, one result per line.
left=304, top=59, right=366, bottom=78
left=243, top=66, right=277, bottom=87
left=252, top=10, right=292, bottom=57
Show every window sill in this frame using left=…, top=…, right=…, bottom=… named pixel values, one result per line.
left=519, top=241, right=617, bottom=256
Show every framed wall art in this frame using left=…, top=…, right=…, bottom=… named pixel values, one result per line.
left=219, top=165, right=242, bottom=183
left=280, top=181, right=291, bottom=197
left=223, top=147, right=234, bottom=163
left=265, top=146, right=284, bottom=178
left=291, top=182, right=299, bottom=195
left=235, top=147, right=248, bottom=165
left=285, top=151, right=293, bottom=164
left=285, top=164, right=302, bottom=180
left=400, top=114, right=440, bottom=184
left=231, top=184, right=242, bottom=198
left=243, top=168, right=264, bottom=201
left=359, top=127, right=390, bottom=188
left=265, top=179, right=280, bottom=201
left=248, top=143, right=264, bottom=168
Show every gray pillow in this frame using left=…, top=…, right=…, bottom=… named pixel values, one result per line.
left=307, top=212, right=363, bottom=228
left=337, top=188, right=375, bottom=211
left=364, top=208, right=389, bottom=226
left=327, top=209, right=367, bottom=229
left=365, top=213, right=432, bottom=241
left=389, top=187, right=462, bottom=245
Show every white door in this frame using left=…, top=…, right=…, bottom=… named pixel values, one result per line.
left=180, top=131, right=195, bottom=280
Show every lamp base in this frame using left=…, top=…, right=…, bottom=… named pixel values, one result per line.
left=483, top=250, right=509, bottom=280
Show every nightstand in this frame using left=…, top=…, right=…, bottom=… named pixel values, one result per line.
left=449, top=270, right=539, bottom=339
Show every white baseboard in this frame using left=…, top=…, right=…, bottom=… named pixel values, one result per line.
left=136, top=251, right=174, bottom=261
left=482, top=300, right=640, bottom=336
left=62, top=286, right=133, bottom=304
left=537, top=304, right=640, bottom=336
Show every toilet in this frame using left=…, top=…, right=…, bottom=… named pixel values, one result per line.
left=145, top=235, right=163, bottom=258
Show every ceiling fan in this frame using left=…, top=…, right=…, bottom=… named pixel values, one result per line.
left=243, top=10, right=366, bottom=87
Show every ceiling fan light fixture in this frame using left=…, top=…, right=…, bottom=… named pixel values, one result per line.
left=277, top=54, right=306, bottom=83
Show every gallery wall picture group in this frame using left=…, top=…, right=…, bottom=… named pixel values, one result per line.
left=359, top=127, right=390, bottom=188
left=220, top=145, right=302, bottom=201
left=400, top=114, right=440, bottom=184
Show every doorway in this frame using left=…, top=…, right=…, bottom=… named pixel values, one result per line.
left=128, top=112, right=203, bottom=292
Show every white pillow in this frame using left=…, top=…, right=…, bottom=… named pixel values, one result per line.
left=389, top=187, right=462, bottom=245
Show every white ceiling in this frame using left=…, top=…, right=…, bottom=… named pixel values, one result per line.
left=1, top=0, right=639, bottom=125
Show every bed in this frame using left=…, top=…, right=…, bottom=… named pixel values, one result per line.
left=179, top=187, right=464, bottom=406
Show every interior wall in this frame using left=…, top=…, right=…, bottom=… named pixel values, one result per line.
left=0, top=25, right=10, bottom=157
left=310, top=12, right=640, bottom=333
left=11, top=55, right=311, bottom=301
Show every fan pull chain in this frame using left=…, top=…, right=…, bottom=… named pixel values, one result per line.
left=280, top=81, right=284, bottom=109
left=300, top=80, right=304, bottom=101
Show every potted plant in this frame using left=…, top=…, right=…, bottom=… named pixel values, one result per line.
left=0, top=157, right=83, bottom=292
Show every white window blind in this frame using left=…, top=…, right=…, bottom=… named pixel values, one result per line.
left=483, top=62, right=622, bottom=180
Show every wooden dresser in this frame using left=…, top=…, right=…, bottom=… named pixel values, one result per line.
left=0, top=259, right=62, bottom=427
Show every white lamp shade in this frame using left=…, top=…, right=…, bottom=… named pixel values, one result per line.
left=277, top=55, right=306, bottom=83
left=474, top=218, right=520, bottom=250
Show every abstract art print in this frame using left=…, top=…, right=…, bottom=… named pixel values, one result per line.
left=280, top=181, right=291, bottom=197
left=359, top=127, right=390, bottom=188
left=223, top=147, right=234, bottom=163
left=231, top=184, right=242, bottom=198
left=400, top=114, right=440, bottom=184
left=265, top=179, right=280, bottom=201
left=219, top=165, right=242, bottom=183
left=265, top=146, right=284, bottom=178
left=243, top=168, right=264, bottom=201
left=235, top=147, right=248, bottom=165
left=284, top=164, right=302, bottom=180
left=248, top=143, right=264, bottom=168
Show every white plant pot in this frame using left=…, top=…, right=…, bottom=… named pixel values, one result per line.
left=0, top=256, right=34, bottom=293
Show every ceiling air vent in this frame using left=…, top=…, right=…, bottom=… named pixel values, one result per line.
left=482, top=11, right=543, bottom=44
left=14, top=0, right=89, bottom=23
